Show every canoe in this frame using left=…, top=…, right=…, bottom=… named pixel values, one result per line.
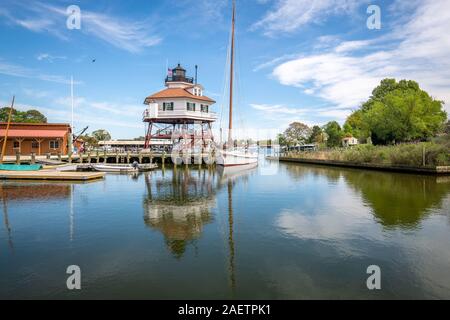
left=0, top=164, right=42, bottom=171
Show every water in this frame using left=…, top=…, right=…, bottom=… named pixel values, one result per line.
left=1, top=159, right=450, bottom=299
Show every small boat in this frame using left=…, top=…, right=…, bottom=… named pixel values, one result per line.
left=0, top=164, right=42, bottom=171
left=90, top=163, right=157, bottom=173
left=91, top=164, right=138, bottom=173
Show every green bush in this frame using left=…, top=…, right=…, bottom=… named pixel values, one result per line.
left=288, top=138, right=450, bottom=166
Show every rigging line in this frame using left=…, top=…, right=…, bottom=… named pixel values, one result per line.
left=219, top=23, right=232, bottom=132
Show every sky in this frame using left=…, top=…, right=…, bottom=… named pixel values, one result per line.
left=0, top=0, right=449, bottom=139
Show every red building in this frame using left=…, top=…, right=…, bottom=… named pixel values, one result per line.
left=0, top=123, right=72, bottom=156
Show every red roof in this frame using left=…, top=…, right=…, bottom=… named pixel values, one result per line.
left=0, top=129, right=68, bottom=138
left=144, top=88, right=215, bottom=104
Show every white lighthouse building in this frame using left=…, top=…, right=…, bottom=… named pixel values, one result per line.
left=143, top=64, right=217, bottom=151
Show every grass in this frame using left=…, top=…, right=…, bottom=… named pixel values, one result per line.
left=285, top=136, right=450, bottom=167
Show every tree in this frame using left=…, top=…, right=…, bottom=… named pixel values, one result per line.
left=324, top=121, right=343, bottom=147
left=346, top=79, right=447, bottom=145
left=343, top=109, right=369, bottom=142
left=91, top=129, right=111, bottom=142
left=308, top=125, right=325, bottom=144
left=283, top=122, right=311, bottom=146
left=276, top=133, right=288, bottom=147
left=78, top=134, right=98, bottom=148
left=24, top=110, right=47, bottom=123
left=443, top=120, right=450, bottom=135
left=0, top=107, right=47, bottom=123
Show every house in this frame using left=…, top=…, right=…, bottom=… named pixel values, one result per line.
left=342, top=136, right=359, bottom=147
left=0, top=122, right=72, bottom=156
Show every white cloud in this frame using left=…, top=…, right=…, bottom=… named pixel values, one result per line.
left=270, top=0, right=450, bottom=113
left=334, top=40, right=373, bottom=53
left=23, top=88, right=51, bottom=99
left=0, top=2, right=161, bottom=53
left=0, top=58, right=80, bottom=85
left=36, top=53, right=67, bottom=62
left=250, top=103, right=307, bottom=115
left=253, top=0, right=364, bottom=36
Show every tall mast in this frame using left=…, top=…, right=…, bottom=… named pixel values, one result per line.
left=71, top=76, right=74, bottom=133
left=0, top=96, right=15, bottom=164
left=228, top=0, right=236, bottom=146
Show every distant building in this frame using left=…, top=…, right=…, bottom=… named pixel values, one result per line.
left=0, top=122, right=71, bottom=156
left=98, top=139, right=172, bottom=152
left=342, top=136, right=359, bottom=147
left=287, top=144, right=317, bottom=152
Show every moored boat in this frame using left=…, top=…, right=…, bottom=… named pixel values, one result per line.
left=90, top=163, right=157, bottom=173
left=0, top=164, right=42, bottom=171
left=217, top=0, right=258, bottom=170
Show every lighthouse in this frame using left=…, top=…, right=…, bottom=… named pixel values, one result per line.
left=143, top=64, right=217, bottom=154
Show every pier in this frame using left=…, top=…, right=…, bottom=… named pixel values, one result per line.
left=0, top=170, right=105, bottom=181
left=1, top=151, right=216, bottom=166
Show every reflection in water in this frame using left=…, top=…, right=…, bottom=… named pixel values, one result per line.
left=2, top=192, right=13, bottom=250
left=0, top=183, right=71, bottom=200
left=2, top=161, right=450, bottom=299
left=227, top=179, right=236, bottom=295
left=284, top=164, right=450, bottom=229
left=143, top=165, right=256, bottom=296
left=343, top=171, right=450, bottom=228
left=143, top=168, right=217, bottom=258
left=0, top=183, right=73, bottom=250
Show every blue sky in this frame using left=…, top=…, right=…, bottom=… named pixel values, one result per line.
left=0, top=0, right=449, bottom=139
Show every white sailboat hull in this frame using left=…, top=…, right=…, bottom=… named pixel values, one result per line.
left=216, top=151, right=258, bottom=171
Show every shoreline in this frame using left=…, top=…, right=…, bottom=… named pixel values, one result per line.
left=267, top=156, right=450, bottom=175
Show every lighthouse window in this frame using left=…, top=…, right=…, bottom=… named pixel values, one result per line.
left=186, top=102, right=196, bottom=111
left=163, top=102, right=173, bottom=111
left=201, top=104, right=209, bottom=113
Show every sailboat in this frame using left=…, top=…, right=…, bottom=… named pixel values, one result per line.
left=216, top=0, right=258, bottom=172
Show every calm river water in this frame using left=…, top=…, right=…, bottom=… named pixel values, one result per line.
left=1, top=159, right=450, bottom=299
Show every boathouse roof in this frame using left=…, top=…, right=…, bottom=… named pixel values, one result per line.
left=0, top=122, right=71, bottom=138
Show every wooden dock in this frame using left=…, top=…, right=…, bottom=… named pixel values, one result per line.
left=0, top=170, right=105, bottom=181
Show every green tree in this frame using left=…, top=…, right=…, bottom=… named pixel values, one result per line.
left=343, top=110, right=369, bottom=142
left=347, top=79, right=447, bottom=145
left=324, top=121, right=343, bottom=147
left=0, top=107, right=47, bottom=123
left=92, top=129, right=111, bottom=142
left=284, top=122, right=311, bottom=146
left=276, top=133, right=288, bottom=147
left=24, top=110, right=47, bottom=123
left=364, top=81, right=446, bottom=144
left=78, top=134, right=98, bottom=148
left=443, top=120, right=450, bottom=135
left=308, top=125, right=325, bottom=144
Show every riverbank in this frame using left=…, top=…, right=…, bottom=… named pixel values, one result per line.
left=268, top=156, right=450, bottom=175
left=270, top=139, right=450, bottom=175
